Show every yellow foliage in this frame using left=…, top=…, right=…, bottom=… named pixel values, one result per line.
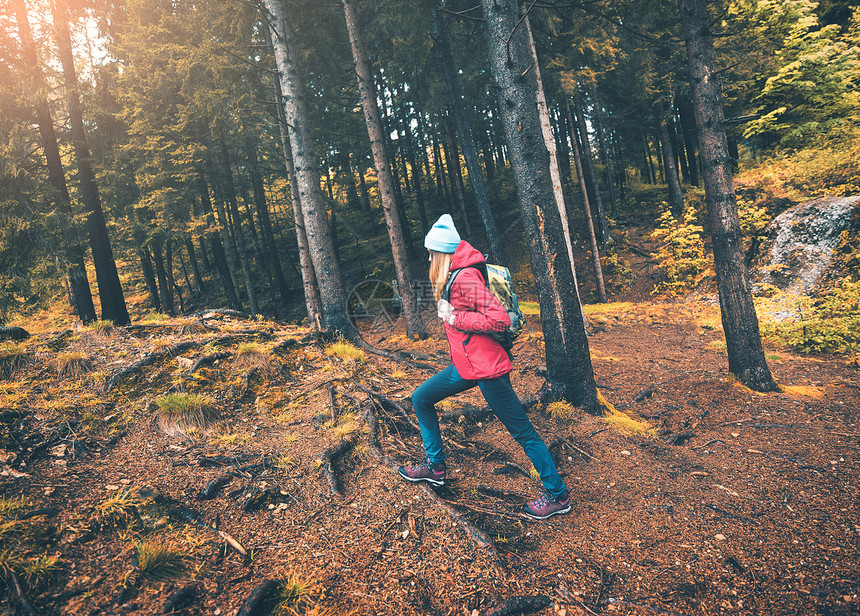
left=600, top=391, right=655, bottom=436
left=781, top=385, right=825, bottom=398
left=519, top=301, right=540, bottom=316
left=725, top=374, right=768, bottom=396
left=325, top=340, right=365, bottom=363
left=546, top=400, right=576, bottom=420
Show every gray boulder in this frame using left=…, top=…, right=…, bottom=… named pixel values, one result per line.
left=751, top=195, right=859, bottom=295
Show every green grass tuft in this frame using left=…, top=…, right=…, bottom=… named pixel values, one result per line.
left=325, top=340, right=365, bottom=363
left=155, top=393, right=217, bottom=436
left=135, top=538, right=186, bottom=579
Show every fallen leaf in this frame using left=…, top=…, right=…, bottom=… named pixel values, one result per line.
left=715, top=534, right=726, bottom=541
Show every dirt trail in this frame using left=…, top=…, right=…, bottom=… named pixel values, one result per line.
left=0, top=306, right=858, bottom=616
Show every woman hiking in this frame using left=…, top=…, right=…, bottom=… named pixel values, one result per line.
left=398, top=214, right=570, bottom=520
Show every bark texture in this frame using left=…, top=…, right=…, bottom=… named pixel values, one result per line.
left=14, top=0, right=96, bottom=324
left=264, top=0, right=354, bottom=336
left=479, top=0, right=598, bottom=410
left=654, top=99, right=685, bottom=218
left=342, top=0, right=425, bottom=338
left=53, top=0, right=130, bottom=325
left=679, top=0, right=778, bottom=392
left=264, top=24, right=322, bottom=325
left=434, top=6, right=504, bottom=265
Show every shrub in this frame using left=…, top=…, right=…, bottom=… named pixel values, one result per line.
left=650, top=202, right=709, bottom=296
left=602, top=248, right=635, bottom=297
left=271, top=574, right=317, bottom=616
left=760, top=279, right=860, bottom=354
left=154, top=393, right=217, bottom=436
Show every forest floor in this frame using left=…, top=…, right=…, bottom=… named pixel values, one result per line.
left=0, top=296, right=858, bottom=616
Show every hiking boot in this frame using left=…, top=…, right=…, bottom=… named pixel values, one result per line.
left=398, top=459, right=446, bottom=486
left=522, top=492, right=571, bottom=520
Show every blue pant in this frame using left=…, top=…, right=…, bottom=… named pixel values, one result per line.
left=411, top=364, right=567, bottom=499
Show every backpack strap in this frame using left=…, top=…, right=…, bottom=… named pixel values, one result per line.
left=441, top=268, right=464, bottom=302
left=441, top=265, right=488, bottom=302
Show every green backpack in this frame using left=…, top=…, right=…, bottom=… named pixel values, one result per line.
left=442, top=263, right=525, bottom=349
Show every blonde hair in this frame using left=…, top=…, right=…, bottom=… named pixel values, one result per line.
left=429, top=250, right=452, bottom=302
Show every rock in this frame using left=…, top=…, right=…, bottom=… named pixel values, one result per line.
left=752, top=196, right=860, bottom=298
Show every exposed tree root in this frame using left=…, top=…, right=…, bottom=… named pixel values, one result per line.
left=236, top=579, right=279, bottom=616
left=320, top=428, right=363, bottom=496
left=106, top=341, right=197, bottom=391
left=7, top=568, right=35, bottom=614
left=187, top=351, right=231, bottom=374
left=0, top=326, right=30, bottom=341
left=46, top=329, right=73, bottom=350
left=352, top=337, right=439, bottom=370
left=161, top=581, right=203, bottom=614
left=196, top=474, right=233, bottom=500
left=364, top=403, right=507, bottom=579
left=548, top=436, right=599, bottom=462
left=483, top=595, right=552, bottom=616
left=191, top=308, right=251, bottom=319
left=325, top=383, right=338, bottom=422
left=239, top=368, right=260, bottom=400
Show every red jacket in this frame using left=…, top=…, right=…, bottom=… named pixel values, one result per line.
left=444, top=241, right=512, bottom=380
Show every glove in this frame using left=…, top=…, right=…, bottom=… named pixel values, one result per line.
left=436, top=299, right=456, bottom=325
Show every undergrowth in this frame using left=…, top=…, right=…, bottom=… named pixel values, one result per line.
left=760, top=278, right=860, bottom=354
left=0, top=497, right=59, bottom=588
left=650, top=201, right=709, bottom=296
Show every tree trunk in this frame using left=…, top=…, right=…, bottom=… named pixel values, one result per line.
left=342, top=0, right=425, bottom=338
left=245, top=141, right=290, bottom=311
left=526, top=24, right=580, bottom=292
left=197, top=174, right=241, bottom=310
left=432, top=130, right=449, bottom=201
left=15, top=0, right=96, bottom=324
left=139, top=247, right=160, bottom=311
left=208, top=181, right=243, bottom=307
left=267, top=26, right=323, bottom=327
left=52, top=0, right=129, bottom=325
left=676, top=93, right=700, bottom=186
left=593, top=98, right=618, bottom=217
left=572, top=88, right=611, bottom=245
left=568, top=103, right=607, bottom=303
left=679, top=0, right=778, bottom=392
left=151, top=237, right=174, bottom=316
left=220, top=141, right=258, bottom=316
left=654, top=99, right=685, bottom=218
left=434, top=7, right=503, bottom=264
left=644, top=139, right=657, bottom=184
left=401, top=105, right=429, bottom=235
left=264, top=0, right=354, bottom=336
left=185, top=238, right=204, bottom=295
left=442, top=112, right=472, bottom=239
left=480, top=0, right=598, bottom=410
left=165, top=239, right=185, bottom=315
left=355, top=155, right=377, bottom=223
left=670, top=112, right=689, bottom=184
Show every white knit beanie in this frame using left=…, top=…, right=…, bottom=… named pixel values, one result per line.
left=424, top=214, right=461, bottom=254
